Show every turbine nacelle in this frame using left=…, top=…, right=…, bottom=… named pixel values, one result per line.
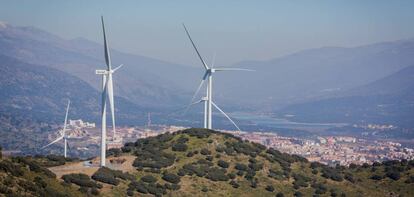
left=95, top=64, right=123, bottom=75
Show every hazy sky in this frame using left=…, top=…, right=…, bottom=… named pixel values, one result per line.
left=1, top=0, right=414, bottom=66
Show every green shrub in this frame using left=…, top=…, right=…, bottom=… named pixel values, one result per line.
left=141, top=175, right=157, bottom=183
left=162, top=173, right=180, bottom=184
left=276, top=192, right=284, bottom=197
left=91, top=167, right=120, bottom=185
left=200, top=148, right=211, bottom=155
left=206, top=167, right=229, bottom=181
left=172, top=143, right=188, bottom=152
left=265, top=185, right=274, bottom=192
left=218, top=160, right=229, bottom=168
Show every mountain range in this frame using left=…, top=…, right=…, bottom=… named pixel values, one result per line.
left=1, top=20, right=414, bottom=132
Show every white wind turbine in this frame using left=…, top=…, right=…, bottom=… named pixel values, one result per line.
left=95, top=16, right=123, bottom=167
left=42, top=100, right=71, bottom=158
left=183, top=24, right=253, bottom=131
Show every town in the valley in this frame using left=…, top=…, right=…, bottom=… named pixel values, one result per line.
left=46, top=118, right=414, bottom=167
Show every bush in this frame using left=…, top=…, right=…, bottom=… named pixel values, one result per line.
left=62, top=173, right=101, bottom=188
left=129, top=181, right=148, bottom=194
left=250, top=178, right=258, bottom=188
left=162, top=173, right=181, bottom=184
left=218, top=160, right=229, bottom=168
left=321, top=167, right=343, bottom=182
left=172, top=143, right=188, bottom=152
left=0, top=160, right=24, bottom=176
left=294, top=191, right=303, bottom=197
left=386, top=171, right=401, bottom=180
left=133, top=150, right=176, bottom=169
left=405, top=175, right=414, bottom=184
left=206, top=167, right=229, bottom=181
left=370, top=174, right=383, bottom=180
left=248, top=162, right=263, bottom=171
left=200, top=148, right=211, bottom=155
left=344, top=173, right=355, bottom=183
left=265, top=185, right=274, bottom=192
left=34, top=176, right=47, bottom=188
left=312, top=183, right=327, bottom=194
left=235, top=163, right=248, bottom=171
left=201, top=186, right=208, bottom=192
left=141, top=175, right=157, bottom=183
left=186, top=152, right=194, bottom=157
left=276, top=192, right=284, bottom=197
left=230, top=180, right=239, bottom=188
left=91, top=167, right=120, bottom=185
left=107, top=148, right=122, bottom=157
left=227, top=173, right=236, bottom=179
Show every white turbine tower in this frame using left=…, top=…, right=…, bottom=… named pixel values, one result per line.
left=183, top=24, right=252, bottom=131
left=95, top=16, right=123, bottom=167
left=42, top=100, right=71, bottom=158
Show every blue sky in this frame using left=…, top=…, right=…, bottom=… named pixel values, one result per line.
left=1, top=0, right=413, bottom=66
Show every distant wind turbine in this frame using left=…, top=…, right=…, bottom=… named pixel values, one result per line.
left=183, top=24, right=253, bottom=131
left=41, top=100, right=71, bottom=158
left=95, top=16, right=123, bottom=167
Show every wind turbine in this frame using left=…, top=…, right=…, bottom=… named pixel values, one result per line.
left=183, top=24, right=252, bottom=131
left=95, top=16, right=123, bottom=167
left=42, top=100, right=71, bottom=158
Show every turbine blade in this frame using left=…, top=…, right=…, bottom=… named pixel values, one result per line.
left=190, top=78, right=206, bottom=104
left=107, top=75, right=116, bottom=136
left=211, top=101, right=241, bottom=131
left=112, top=64, right=123, bottom=72
left=211, top=52, right=216, bottom=68
left=184, top=78, right=205, bottom=114
left=182, top=24, right=209, bottom=70
left=42, top=136, right=64, bottom=149
left=183, top=99, right=204, bottom=115
left=62, top=99, right=70, bottom=137
left=214, top=68, right=255, bottom=72
left=101, top=16, right=111, bottom=70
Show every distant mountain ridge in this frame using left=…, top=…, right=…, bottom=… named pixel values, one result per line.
left=276, top=65, right=414, bottom=130
left=222, top=38, right=414, bottom=109
left=0, top=54, right=147, bottom=125
left=0, top=22, right=198, bottom=108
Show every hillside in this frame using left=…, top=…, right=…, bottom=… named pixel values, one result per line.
left=275, top=66, right=414, bottom=134
left=2, top=129, right=412, bottom=197
left=220, top=39, right=414, bottom=108
left=0, top=22, right=195, bottom=108
left=0, top=54, right=153, bottom=155
left=0, top=54, right=148, bottom=125
left=0, top=154, right=86, bottom=197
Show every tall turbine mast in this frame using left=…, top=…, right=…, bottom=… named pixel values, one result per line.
left=95, top=16, right=124, bottom=167
left=183, top=24, right=253, bottom=131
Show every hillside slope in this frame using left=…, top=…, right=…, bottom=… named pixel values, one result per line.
left=275, top=66, right=414, bottom=132
left=0, top=22, right=195, bottom=108
left=0, top=54, right=147, bottom=125
left=0, top=155, right=87, bottom=197
left=9, top=129, right=410, bottom=197
left=221, top=39, right=414, bottom=108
